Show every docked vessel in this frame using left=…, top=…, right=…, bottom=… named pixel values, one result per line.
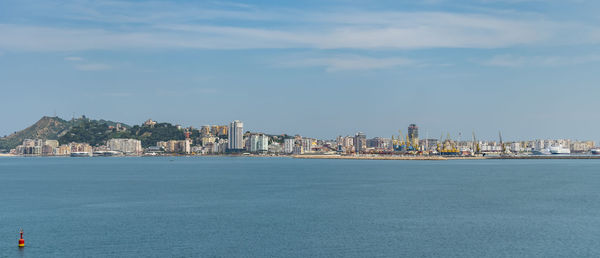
left=71, top=152, right=92, bottom=157
left=591, top=149, right=600, bottom=155
left=549, top=145, right=570, bottom=155
left=532, top=148, right=551, bottom=155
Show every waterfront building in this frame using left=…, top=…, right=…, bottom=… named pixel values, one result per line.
left=156, top=139, right=191, bottom=154
left=54, top=145, right=71, bottom=156
left=42, top=144, right=55, bottom=156
left=293, top=145, right=304, bottom=155
left=354, top=132, right=366, bottom=154
left=302, top=138, right=314, bottom=153
left=571, top=141, right=595, bottom=153
left=44, top=140, right=59, bottom=148
left=228, top=120, right=244, bottom=151
left=367, top=137, right=391, bottom=150
left=107, top=138, right=142, bottom=155
left=257, top=134, right=269, bottom=153
left=249, top=134, right=259, bottom=152
left=510, top=142, right=522, bottom=153
left=249, top=134, right=269, bottom=153
left=211, top=138, right=228, bottom=153
left=284, top=138, right=295, bottom=154
left=15, top=139, right=63, bottom=156
left=408, top=124, right=419, bottom=147
left=269, top=142, right=282, bottom=154
left=69, top=142, right=93, bottom=154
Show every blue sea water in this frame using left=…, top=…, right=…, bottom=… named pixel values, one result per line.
left=1, top=157, right=600, bottom=257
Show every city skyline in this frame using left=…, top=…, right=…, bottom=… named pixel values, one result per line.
left=2, top=0, right=600, bottom=142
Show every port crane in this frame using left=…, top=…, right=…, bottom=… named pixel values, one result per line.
left=498, top=131, right=508, bottom=154
left=472, top=131, right=480, bottom=155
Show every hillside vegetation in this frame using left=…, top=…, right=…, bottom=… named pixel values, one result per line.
left=0, top=116, right=129, bottom=150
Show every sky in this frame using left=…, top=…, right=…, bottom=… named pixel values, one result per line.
left=1, top=0, right=600, bottom=142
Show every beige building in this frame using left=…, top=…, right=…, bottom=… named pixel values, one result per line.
left=55, top=145, right=71, bottom=156
left=107, top=138, right=142, bottom=155
left=157, top=139, right=192, bottom=154
left=69, top=142, right=93, bottom=153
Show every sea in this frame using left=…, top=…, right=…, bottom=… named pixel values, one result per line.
left=1, top=157, right=600, bottom=257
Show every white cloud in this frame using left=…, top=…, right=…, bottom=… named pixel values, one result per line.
left=64, top=56, right=83, bottom=61
left=0, top=8, right=592, bottom=52
left=283, top=55, right=414, bottom=71
left=482, top=54, right=600, bottom=67
left=75, top=63, right=111, bottom=71
left=0, top=1, right=598, bottom=52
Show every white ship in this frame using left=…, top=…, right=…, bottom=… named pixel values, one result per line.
left=532, top=148, right=551, bottom=155
left=71, top=152, right=92, bottom=157
left=591, top=148, right=600, bottom=155
left=549, top=145, right=570, bottom=154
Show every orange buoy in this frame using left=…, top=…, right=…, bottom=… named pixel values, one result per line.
left=18, top=229, right=24, bottom=248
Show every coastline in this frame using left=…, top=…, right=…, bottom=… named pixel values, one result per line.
left=293, top=154, right=600, bottom=160
left=4, top=153, right=600, bottom=160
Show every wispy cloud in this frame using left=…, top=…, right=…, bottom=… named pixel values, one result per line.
left=75, top=63, right=111, bottom=71
left=64, top=56, right=83, bottom=61
left=482, top=54, right=600, bottom=67
left=0, top=0, right=594, bottom=52
left=283, top=55, right=415, bottom=72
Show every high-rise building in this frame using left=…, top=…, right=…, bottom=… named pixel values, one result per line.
left=257, top=134, right=269, bottom=153
left=354, top=132, right=366, bottom=154
left=284, top=138, right=295, bottom=154
left=408, top=124, right=419, bottom=146
left=228, top=120, right=244, bottom=150
left=249, top=134, right=269, bottom=153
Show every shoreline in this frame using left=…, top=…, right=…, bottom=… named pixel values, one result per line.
left=3, top=153, right=600, bottom=160
left=293, top=154, right=600, bottom=160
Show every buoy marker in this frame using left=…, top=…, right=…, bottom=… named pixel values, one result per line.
left=18, top=228, right=25, bottom=248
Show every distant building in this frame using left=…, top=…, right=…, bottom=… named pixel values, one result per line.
left=44, top=140, right=59, bottom=148
left=55, top=145, right=71, bottom=156
left=200, top=125, right=211, bottom=136
left=107, top=138, right=142, bottom=155
left=269, top=142, right=282, bottom=154
left=115, top=123, right=126, bottom=132
left=228, top=120, right=244, bottom=151
left=408, top=124, right=419, bottom=146
left=211, top=125, right=228, bottom=137
left=157, top=139, right=191, bottom=154
left=302, top=138, right=314, bottom=153
left=15, top=139, right=59, bottom=155
left=354, top=132, right=366, bottom=154
left=249, top=134, right=269, bottom=153
left=293, top=145, right=304, bottom=155
left=201, top=136, right=217, bottom=146
left=367, top=137, right=391, bottom=150
left=143, top=119, right=157, bottom=127
left=69, top=142, right=93, bottom=154
left=284, top=138, right=295, bottom=154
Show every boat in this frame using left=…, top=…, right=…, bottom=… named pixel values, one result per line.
left=549, top=145, right=570, bottom=154
left=532, top=148, right=551, bottom=155
left=591, top=148, right=600, bottom=155
left=70, top=152, right=92, bottom=157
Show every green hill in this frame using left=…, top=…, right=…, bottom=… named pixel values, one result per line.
left=0, top=116, right=130, bottom=150
left=0, top=116, right=70, bottom=150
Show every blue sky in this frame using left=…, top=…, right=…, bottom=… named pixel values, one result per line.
left=1, top=0, right=600, bottom=142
